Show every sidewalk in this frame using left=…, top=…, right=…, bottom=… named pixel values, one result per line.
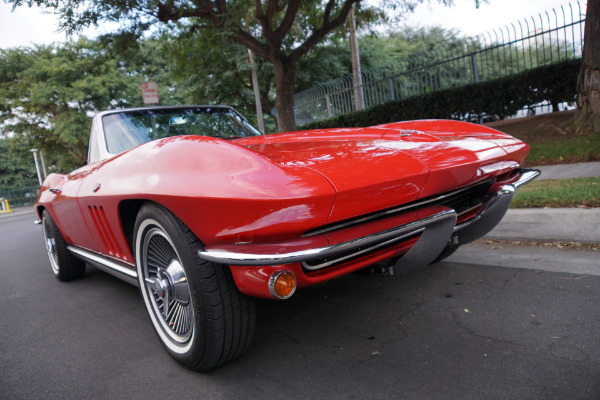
left=485, top=161, right=600, bottom=243
left=534, top=161, right=600, bottom=180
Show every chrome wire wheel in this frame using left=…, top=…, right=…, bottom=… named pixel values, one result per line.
left=138, top=221, right=194, bottom=351
left=134, top=203, right=256, bottom=370
left=42, top=216, right=60, bottom=276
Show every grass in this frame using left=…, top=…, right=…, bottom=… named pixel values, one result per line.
left=511, top=177, right=600, bottom=208
left=524, top=134, right=600, bottom=166
left=486, top=111, right=600, bottom=166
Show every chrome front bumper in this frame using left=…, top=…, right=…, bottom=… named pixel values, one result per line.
left=199, top=206, right=457, bottom=268
left=198, top=168, right=540, bottom=273
left=453, top=168, right=540, bottom=244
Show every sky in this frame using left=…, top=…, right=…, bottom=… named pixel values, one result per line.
left=403, top=0, right=585, bottom=36
left=0, top=0, right=587, bottom=49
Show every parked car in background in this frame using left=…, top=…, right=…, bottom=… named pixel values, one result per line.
left=35, top=105, right=539, bottom=370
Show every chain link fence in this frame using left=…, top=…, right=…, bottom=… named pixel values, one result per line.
left=293, top=1, right=585, bottom=126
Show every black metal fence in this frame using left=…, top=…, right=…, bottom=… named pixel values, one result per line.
left=293, top=1, right=586, bottom=126
left=0, top=187, right=39, bottom=209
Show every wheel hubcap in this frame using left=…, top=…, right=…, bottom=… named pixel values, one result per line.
left=43, top=218, right=59, bottom=275
left=46, top=237, right=56, bottom=257
left=151, top=270, right=169, bottom=301
left=141, top=227, right=193, bottom=345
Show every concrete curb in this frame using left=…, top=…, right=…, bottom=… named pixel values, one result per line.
left=486, top=207, right=600, bottom=243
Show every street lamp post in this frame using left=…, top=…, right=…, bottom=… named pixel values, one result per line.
left=30, top=148, right=43, bottom=186
left=348, top=5, right=365, bottom=112
left=39, top=150, right=48, bottom=179
left=248, top=49, right=265, bottom=134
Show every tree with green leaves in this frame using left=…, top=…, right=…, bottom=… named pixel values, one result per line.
left=0, top=137, right=39, bottom=190
left=0, top=38, right=191, bottom=172
left=161, top=29, right=357, bottom=129
left=357, top=27, right=463, bottom=68
left=162, top=31, right=276, bottom=125
left=7, top=0, right=464, bottom=132
left=0, top=39, right=145, bottom=170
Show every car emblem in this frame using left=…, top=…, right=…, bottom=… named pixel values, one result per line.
left=93, top=183, right=101, bottom=193
left=399, top=129, right=424, bottom=137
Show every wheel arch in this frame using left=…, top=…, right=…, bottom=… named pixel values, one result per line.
left=118, top=199, right=147, bottom=258
left=118, top=199, right=209, bottom=260
left=36, top=205, right=65, bottom=237
left=36, top=205, right=46, bottom=220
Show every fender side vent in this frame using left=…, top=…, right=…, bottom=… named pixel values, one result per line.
left=88, top=206, right=123, bottom=257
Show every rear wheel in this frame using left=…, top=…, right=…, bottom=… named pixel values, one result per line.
left=41, top=210, right=86, bottom=281
left=134, top=203, right=255, bottom=371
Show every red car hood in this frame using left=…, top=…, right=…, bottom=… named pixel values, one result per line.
left=235, top=120, right=529, bottom=222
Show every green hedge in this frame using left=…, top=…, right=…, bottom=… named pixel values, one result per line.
left=300, top=59, right=581, bottom=129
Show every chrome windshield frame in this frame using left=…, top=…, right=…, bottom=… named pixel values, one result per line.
left=88, top=105, right=262, bottom=164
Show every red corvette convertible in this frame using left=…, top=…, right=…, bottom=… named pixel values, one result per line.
left=35, top=106, right=539, bottom=370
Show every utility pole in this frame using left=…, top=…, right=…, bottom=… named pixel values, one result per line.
left=248, top=49, right=266, bottom=134
left=349, top=5, right=365, bottom=112
left=30, top=148, right=42, bottom=186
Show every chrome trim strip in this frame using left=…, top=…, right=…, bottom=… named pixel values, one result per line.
left=510, top=168, right=541, bottom=190
left=198, top=208, right=456, bottom=267
left=301, top=227, right=426, bottom=270
left=453, top=215, right=481, bottom=232
left=67, top=246, right=138, bottom=286
left=453, top=168, right=540, bottom=244
left=453, top=168, right=540, bottom=233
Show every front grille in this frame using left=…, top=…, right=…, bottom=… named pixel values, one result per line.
left=300, top=180, right=493, bottom=271
left=304, top=179, right=494, bottom=238
left=437, top=180, right=492, bottom=216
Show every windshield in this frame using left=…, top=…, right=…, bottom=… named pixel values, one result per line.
left=102, top=107, right=262, bottom=154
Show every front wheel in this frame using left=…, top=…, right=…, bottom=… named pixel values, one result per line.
left=41, top=210, right=86, bottom=281
left=134, top=203, right=255, bottom=371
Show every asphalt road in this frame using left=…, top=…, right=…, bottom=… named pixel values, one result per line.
left=1, top=209, right=599, bottom=400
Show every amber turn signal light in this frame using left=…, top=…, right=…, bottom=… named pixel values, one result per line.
left=268, top=271, right=297, bottom=299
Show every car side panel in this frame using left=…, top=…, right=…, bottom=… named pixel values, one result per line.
left=36, top=169, right=96, bottom=249
left=75, top=195, right=135, bottom=263
left=74, top=136, right=337, bottom=253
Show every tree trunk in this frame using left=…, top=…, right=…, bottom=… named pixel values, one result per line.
left=573, top=0, right=600, bottom=134
left=272, top=58, right=298, bottom=132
